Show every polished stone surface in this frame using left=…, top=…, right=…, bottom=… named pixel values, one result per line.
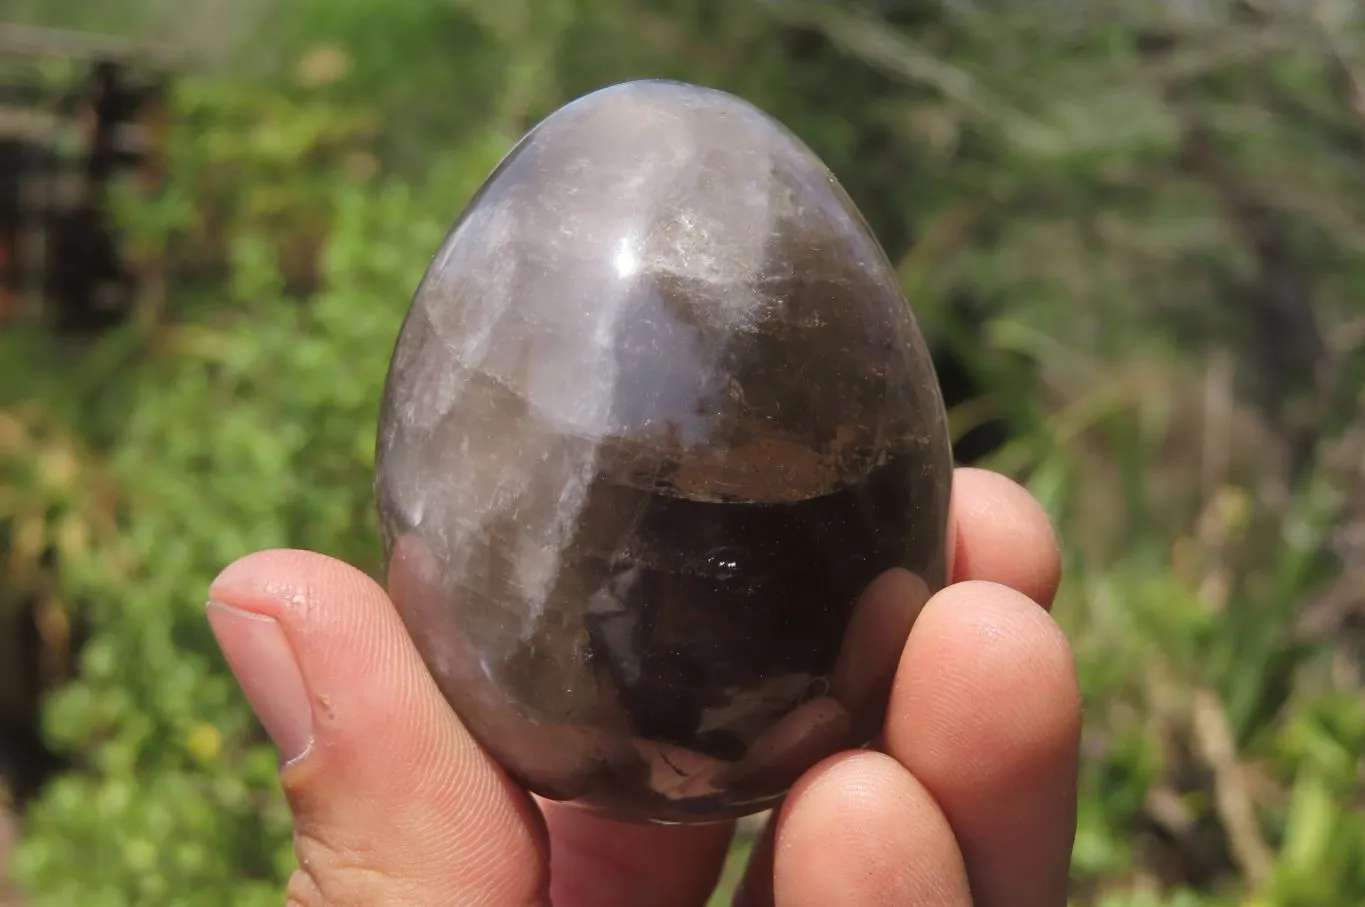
left=375, top=80, right=953, bottom=824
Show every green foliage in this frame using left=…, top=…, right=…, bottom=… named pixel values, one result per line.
left=3, top=2, right=1364, bottom=906
left=3, top=81, right=456, bottom=907
left=1, top=57, right=513, bottom=905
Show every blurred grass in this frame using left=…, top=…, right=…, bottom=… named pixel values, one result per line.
left=2, top=2, right=1364, bottom=906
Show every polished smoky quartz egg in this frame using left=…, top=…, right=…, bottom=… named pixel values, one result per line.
left=375, top=79, right=953, bottom=825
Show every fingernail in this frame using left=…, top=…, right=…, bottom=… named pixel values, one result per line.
left=207, top=600, right=315, bottom=765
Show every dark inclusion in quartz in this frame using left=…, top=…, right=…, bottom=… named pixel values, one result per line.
left=375, top=80, right=953, bottom=824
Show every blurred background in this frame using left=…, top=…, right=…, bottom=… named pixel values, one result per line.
left=1, top=1, right=1363, bottom=905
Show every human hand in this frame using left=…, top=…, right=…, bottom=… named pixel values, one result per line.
left=206, top=466, right=1078, bottom=906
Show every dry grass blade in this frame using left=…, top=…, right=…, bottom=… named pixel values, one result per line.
left=1190, top=687, right=1274, bottom=886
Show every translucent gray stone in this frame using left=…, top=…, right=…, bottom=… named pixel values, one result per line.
left=375, top=80, right=953, bottom=824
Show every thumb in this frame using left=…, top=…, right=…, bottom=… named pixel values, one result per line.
left=207, top=549, right=549, bottom=907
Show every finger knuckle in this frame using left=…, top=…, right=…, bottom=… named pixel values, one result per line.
left=285, top=827, right=413, bottom=907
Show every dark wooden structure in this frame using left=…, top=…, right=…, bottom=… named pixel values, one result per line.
left=0, top=24, right=170, bottom=334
